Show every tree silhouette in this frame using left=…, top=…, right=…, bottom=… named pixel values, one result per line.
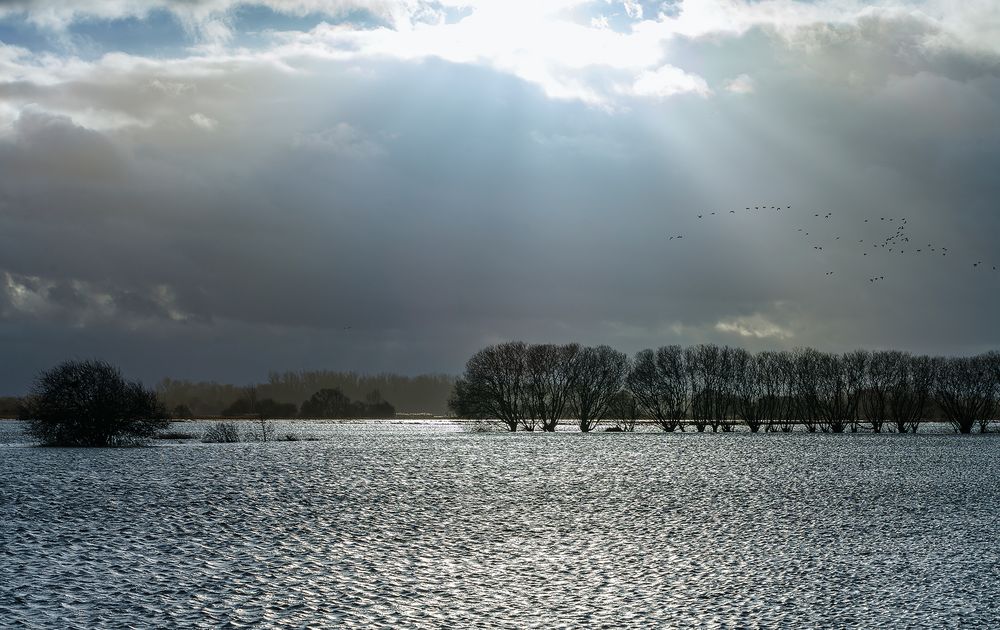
left=731, top=348, right=766, bottom=433
left=791, top=348, right=823, bottom=433
left=303, top=388, right=354, bottom=418
left=297, top=388, right=394, bottom=418
left=627, top=346, right=689, bottom=432
left=524, top=343, right=580, bottom=432
left=449, top=342, right=527, bottom=431
left=761, top=351, right=795, bottom=432
left=886, top=354, right=934, bottom=433
left=571, top=346, right=628, bottom=432
left=816, top=351, right=864, bottom=433
left=861, top=351, right=896, bottom=432
left=686, top=344, right=735, bottom=432
left=932, top=355, right=993, bottom=434
left=21, top=359, right=167, bottom=446
left=607, top=390, right=639, bottom=432
left=451, top=341, right=1000, bottom=434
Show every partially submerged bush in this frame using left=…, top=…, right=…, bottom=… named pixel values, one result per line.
left=202, top=421, right=242, bottom=443
left=201, top=421, right=320, bottom=443
left=21, top=360, right=168, bottom=447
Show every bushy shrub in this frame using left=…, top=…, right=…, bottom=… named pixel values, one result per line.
left=21, top=360, right=168, bottom=447
left=202, top=421, right=242, bottom=443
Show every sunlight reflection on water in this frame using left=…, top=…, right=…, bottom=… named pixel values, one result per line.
left=2, top=421, right=998, bottom=628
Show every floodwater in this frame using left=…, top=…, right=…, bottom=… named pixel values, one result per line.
left=2, top=421, right=998, bottom=628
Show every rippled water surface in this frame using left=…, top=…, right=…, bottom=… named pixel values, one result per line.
left=2, top=421, right=999, bottom=628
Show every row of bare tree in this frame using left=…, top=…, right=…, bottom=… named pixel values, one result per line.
left=449, top=342, right=1000, bottom=434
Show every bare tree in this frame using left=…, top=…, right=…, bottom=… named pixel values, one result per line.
left=571, top=346, right=629, bottom=432
left=791, top=348, right=823, bottom=432
left=839, top=350, right=867, bottom=433
left=524, top=343, right=581, bottom=432
left=686, top=344, right=734, bottom=432
left=714, top=346, right=736, bottom=432
left=764, top=351, right=796, bottom=432
left=822, top=350, right=865, bottom=433
left=627, top=346, right=689, bottom=432
left=986, top=351, right=1000, bottom=433
left=240, top=384, right=275, bottom=442
left=887, top=354, right=935, bottom=433
left=815, top=353, right=847, bottom=433
left=608, top=390, right=639, bottom=432
left=731, top=348, right=765, bottom=433
left=861, top=351, right=897, bottom=433
left=256, top=411, right=275, bottom=442
left=450, top=342, right=1000, bottom=437
left=933, top=355, right=994, bottom=434
left=449, top=341, right=528, bottom=431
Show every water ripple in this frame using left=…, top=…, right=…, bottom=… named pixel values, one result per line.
left=1, top=423, right=998, bottom=628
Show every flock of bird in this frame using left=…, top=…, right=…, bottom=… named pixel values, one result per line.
left=667, top=203, right=997, bottom=283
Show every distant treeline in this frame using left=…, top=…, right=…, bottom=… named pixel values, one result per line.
left=0, top=396, right=23, bottom=419
left=450, top=342, right=1000, bottom=433
left=172, top=386, right=397, bottom=419
left=158, top=370, right=455, bottom=416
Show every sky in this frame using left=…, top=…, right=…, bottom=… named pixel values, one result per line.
left=1, top=0, right=999, bottom=392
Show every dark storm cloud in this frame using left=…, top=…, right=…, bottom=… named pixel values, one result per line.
left=1, top=2, right=1000, bottom=392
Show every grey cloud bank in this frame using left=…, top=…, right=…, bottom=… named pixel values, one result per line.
left=0, top=1, right=999, bottom=393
